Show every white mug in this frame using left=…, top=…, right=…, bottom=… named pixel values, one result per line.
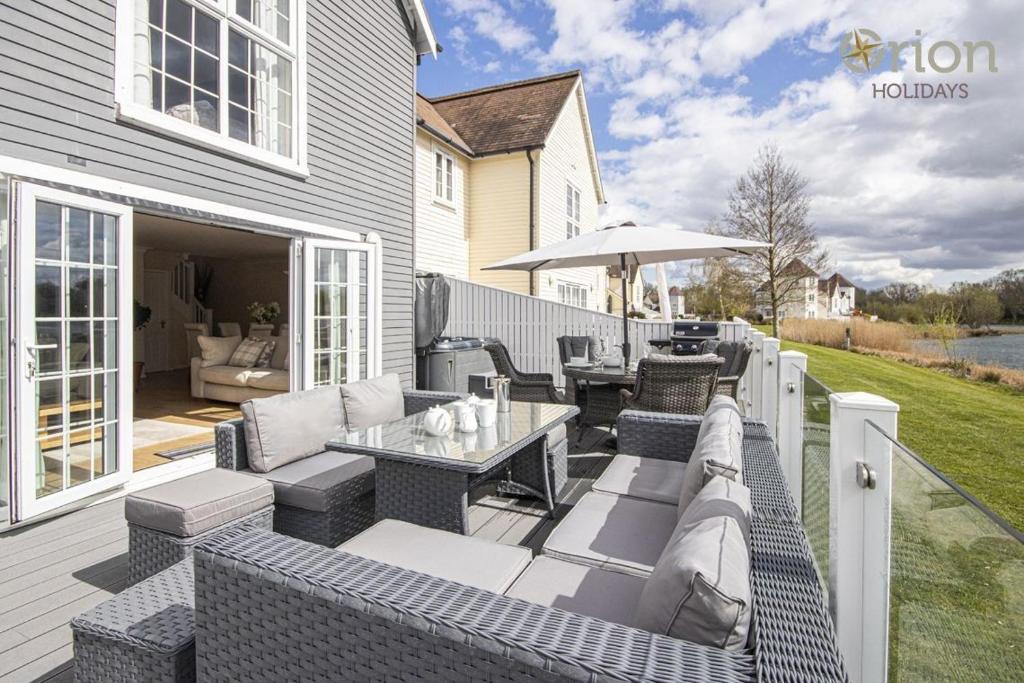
left=475, top=399, right=497, bottom=427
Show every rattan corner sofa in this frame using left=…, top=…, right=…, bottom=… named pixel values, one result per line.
left=214, top=376, right=463, bottom=547
left=188, top=400, right=846, bottom=682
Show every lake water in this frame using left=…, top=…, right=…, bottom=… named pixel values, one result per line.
left=914, top=333, right=1024, bottom=369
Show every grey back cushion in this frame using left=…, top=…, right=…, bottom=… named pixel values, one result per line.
left=340, top=374, right=405, bottom=430
left=241, top=385, right=345, bottom=473
left=678, top=400, right=743, bottom=517
left=679, top=475, right=752, bottom=544
left=633, top=515, right=751, bottom=650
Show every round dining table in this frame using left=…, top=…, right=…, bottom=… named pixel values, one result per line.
left=562, top=362, right=638, bottom=446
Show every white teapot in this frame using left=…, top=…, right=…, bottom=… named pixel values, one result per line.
left=422, top=405, right=452, bottom=437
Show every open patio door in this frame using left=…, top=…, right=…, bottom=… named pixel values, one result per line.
left=297, top=238, right=378, bottom=388
left=11, top=184, right=133, bottom=521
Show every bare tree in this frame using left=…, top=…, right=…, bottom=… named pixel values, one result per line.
left=717, top=144, right=828, bottom=337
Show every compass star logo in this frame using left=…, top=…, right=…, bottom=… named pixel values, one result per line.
left=840, top=28, right=884, bottom=72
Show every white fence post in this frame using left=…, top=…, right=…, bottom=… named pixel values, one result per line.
left=776, top=351, right=807, bottom=511
left=829, top=392, right=899, bottom=683
left=748, top=331, right=766, bottom=419
left=761, top=337, right=780, bottom=440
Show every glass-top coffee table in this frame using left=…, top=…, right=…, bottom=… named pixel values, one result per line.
left=325, top=401, right=578, bottom=534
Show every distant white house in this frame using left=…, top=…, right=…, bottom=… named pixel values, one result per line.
left=755, top=260, right=857, bottom=320
left=413, top=71, right=607, bottom=311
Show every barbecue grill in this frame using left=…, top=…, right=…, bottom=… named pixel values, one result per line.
left=669, top=321, right=720, bottom=355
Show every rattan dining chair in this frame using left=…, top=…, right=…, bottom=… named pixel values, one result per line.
left=484, top=342, right=566, bottom=404
left=620, top=354, right=724, bottom=414
left=702, top=340, right=753, bottom=399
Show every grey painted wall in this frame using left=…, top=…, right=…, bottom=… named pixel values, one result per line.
left=0, top=0, right=418, bottom=384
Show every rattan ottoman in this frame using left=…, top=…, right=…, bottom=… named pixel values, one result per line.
left=125, top=469, right=274, bottom=585
left=72, top=559, right=195, bottom=683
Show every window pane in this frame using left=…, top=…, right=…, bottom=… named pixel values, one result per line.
left=148, top=0, right=163, bottom=27
left=149, top=28, right=163, bottom=69
left=228, top=103, right=250, bottom=142
left=165, top=0, right=191, bottom=41
left=165, top=35, right=189, bottom=81
left=229, top=30, right=248, bottom=69
left=194, top=91, right=219, bottom=131
left=237, top=0, right=290, bottom=44
left=36, top=201, right=61, bottom=260
left=37, top=266, right=60, bottom=318
left=194, top=50, right=218, bottom=94
left=229, top=68, right=247, bottom=105
left=194, top=10, right=218, bottom=54
left=165, top=78, right=190, bottom=118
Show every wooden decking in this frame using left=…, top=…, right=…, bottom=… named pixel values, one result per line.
left=0, top=426, right=613, bottom=682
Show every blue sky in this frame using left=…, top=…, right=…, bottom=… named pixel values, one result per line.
left=416, top=1, right=1023, bottom=289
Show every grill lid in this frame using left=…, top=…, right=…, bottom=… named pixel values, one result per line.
left=671, top=321, right=720, bottom=339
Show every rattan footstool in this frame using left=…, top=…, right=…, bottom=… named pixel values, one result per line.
left=125, top=468, right=274, bottom=585
left=72, top=559, right=195, bottom=683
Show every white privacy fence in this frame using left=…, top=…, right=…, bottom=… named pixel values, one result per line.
left=443, top=278, right=672, bottom=387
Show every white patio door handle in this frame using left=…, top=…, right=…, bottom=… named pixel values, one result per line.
left=24, top=342, right=57, bottom=379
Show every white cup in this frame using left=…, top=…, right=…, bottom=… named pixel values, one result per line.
left=475, top=399, right=497, bottom=427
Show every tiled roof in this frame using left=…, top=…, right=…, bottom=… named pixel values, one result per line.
left=416, top=95, right=473, bottom=155
left=417, top=71, right=580, bottom=156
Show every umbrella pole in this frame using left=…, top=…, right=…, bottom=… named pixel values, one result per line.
left=620, top=253, right=631, bottom=368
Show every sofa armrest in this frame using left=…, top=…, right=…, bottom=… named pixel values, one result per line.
left=616, top=410, right=702, bottom=462
left=190, top=357, right=204, bottom=398
left=214, top=418, right=248, bottom=471
left=402, top=389, right=465, bottom=416
left=194, top=528, right=754, bottom=682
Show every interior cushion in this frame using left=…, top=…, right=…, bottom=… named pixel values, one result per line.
left=197, top=335, right=241, bottom=367
left=270, top=335, right=289, bottom=370
left=125, top=469, right=274, bottom=537
left=505, top=555, right=646, bottom=627
left=339, top=520, right=532, bottom=593
left=633, top=516, right=751, bottom=650
left=240, top=386, right=346, bottom=473
left=247, top=369, right=290, bottom=392
left=340, top=374, right=405, bottom=430
left=255, top=337, right=276, bottom=368
left=228, top=337, right=268, bottom=368
left=248, top=450, right=373, bottom=512
left=198, top=365, right=253, bottom=387
left=541, top=491, right=678, bottom=577
left=592, top=453, right=686, bottom=505
left=678, top=404, right=743, bottom=516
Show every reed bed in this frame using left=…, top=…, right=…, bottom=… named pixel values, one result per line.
left=779, top=318, right=927, bottom=353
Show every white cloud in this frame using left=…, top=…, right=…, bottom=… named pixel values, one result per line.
left=446, top=0, right=537, bottom=53
left=436, top=0, right=1023, bottom=287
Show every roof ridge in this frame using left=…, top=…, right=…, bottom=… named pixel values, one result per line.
left=425, top=70, right=581, bottom=103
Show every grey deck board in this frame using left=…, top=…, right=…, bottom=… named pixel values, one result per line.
left=0, top=427, right=614, bottom=682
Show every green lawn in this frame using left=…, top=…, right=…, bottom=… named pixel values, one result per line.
left=779, top=339, right=1023, bottom=530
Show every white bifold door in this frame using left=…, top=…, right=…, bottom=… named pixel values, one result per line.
left=12, top=184, right=133, bottom=521
left=296, top=238, right=377, bottom=389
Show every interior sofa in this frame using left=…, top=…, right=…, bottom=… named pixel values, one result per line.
left=215, top=375, right=462, bottom=546
left=190, top=334, right=290, bottom=403
left=192, top=397, right=846, bottom=682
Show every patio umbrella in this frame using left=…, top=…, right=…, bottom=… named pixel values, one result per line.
left=483, top=221, right=769, bottom=366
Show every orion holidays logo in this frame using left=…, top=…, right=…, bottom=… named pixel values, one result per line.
left=840, top=28, right=998, bottom=99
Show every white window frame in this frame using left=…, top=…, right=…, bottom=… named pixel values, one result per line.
left=558, top=281, right=587, bottom=309
left=432, top=143, right=455, bottom=208
left=113, top=0, right=309, bottom=176
left=565, top=182, right=581, bottom=239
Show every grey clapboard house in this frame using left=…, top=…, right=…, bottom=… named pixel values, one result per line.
left=0, top=0, right=438, bottom=527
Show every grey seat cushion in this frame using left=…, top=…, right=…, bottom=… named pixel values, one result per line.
left=505, top=556, right=646, bottom=627
left=125, top=469, right=274, bottom=537
left=340, top=374, right=405, bottom=430
left=249, top=450, right=374, bottom=512
left=541, top=491, right=678, bottom=577
left=591, top=453, right=686, bottom=505
left=339, top=519, right=532, bottom=593
left=633, top=515, right=751, bottom=650
left=240, top=385, right=346, bottom=473
left=678, top=400, right=743, bottom=516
